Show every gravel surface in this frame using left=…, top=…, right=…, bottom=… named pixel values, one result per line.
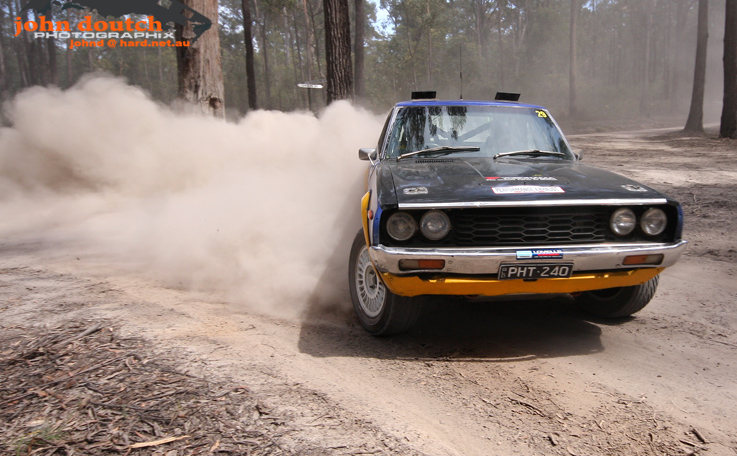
left=2, top=127, right=736, bottom=455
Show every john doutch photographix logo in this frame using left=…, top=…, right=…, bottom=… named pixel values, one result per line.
left=15, top=0, right=212, bottom=49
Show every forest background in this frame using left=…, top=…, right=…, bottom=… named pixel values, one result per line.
left=0, top=0, right=730, bottom=125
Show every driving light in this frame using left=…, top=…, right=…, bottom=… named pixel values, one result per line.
left=420, top=210, right=451, bottom=240
left=387, top=212, right=416, bottom=241
left=640, top=208, right=667, bottom=236
left=610, top=208, right=636, bottom=236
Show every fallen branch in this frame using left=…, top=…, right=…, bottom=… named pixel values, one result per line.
left=679, top=438, right=707, bottom=450
left=691, top=428, right=707, bottom=444
left=57, top=323, right=104, bottom=349
left=129, top=435, right=190, bottom=449
left=508, top=397, right=545, bottom=417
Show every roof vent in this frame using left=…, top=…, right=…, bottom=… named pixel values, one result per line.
left=495, top=92, right=521, bottom=102
left=411, top=91, right=437, bottom=100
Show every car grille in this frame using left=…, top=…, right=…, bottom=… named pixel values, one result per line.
left=450, top=207, right=609, bottom=246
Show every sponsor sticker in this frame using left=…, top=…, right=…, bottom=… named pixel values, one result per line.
left=516, top=249, right=564, bottom=260
left=486, top=176, right=557, bottom=181
left=491, top=186, right=565, bottom=194
left=621, top=184, right=648, bottom=192
left=403, top=186, right=428, bottom=195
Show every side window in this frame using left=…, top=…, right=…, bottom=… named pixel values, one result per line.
left=377, top=111, right=393, bottom=157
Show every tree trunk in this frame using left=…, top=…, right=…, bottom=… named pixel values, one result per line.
left=175, top=0, right=225, bottom=117
left=496, top=0, right=504, bottom=86
left=301, top=0, right=316, bottom=111
left=0, top=20, right=8, bottom=95
left=569, top=0, right=579, bottom=118
left=720, top=0, right=737, bottom=138
left=157, top=45, right=164, bottom=97
left=669, top=0, right=688, bottom=110
left=260, top=23, right=272, bottom=109
left=662, top=0, right=672, bottom=99
left=0, top=38, right=5, bottom=98
left=323, top=0, right=353, bottom=103
left=31, top=11, right=49, bottom=86
left=639, top=0, right=654, bottom=116
left=66, top=10, right=73, bottom=88
left=241, top=0, right=258, bottom=109
left=287, top=12, right=302, bottom=105
left=291, top=13, right=306, bottom=105
left=475, top=0, right=485, bottom=62
left=426, top=3, right=433, bottom=87
left=253, top=0, right=272, bottom=109
left=403, top=2, right=418, bottom=89
left=10, top=0, right=27, bottom=87
left=353, top=0, right=365, bottom=100
left=306, top=0, right=324, bottom=78
left=34, top=31, right=49, bottom=86
left=684, top=0, right=708, bottom=134
left=44, top=12, right=57, bottom=85
left=22, top=6, right=38, bottom=86
left=0, top=6, right=8, bottom=96
left=301, top=0, right=315, bottom=81
left=143, top=48, right=150, bottom=87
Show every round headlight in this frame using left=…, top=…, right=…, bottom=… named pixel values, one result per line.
left=420, top=210, right=451, bottom=240
left=610, top=208, right=636, bottom=236
left=641, top=208, right=667, bottom=236
left=386, top=212, right=416, bottom=241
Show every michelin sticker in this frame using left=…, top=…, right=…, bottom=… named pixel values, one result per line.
left=492, top=186, right=565, bottom=194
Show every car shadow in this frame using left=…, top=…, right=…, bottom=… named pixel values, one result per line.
left=298, top=223, right=606, bottom=361
left=298, top=294, right=605, bottom=362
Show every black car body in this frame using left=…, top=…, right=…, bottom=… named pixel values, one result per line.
left=349, top=97, right=687, bottom=335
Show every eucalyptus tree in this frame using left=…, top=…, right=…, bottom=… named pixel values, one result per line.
left=684, top=0, right=708, bottom=134
left=720, top=0, right=736, bottom=138
left=242, top=0, right=258, bottom=109
left=176, top=0, right=225, bottom=117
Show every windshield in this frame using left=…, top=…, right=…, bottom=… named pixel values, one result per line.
left=384, top=105, right=573, bottom=160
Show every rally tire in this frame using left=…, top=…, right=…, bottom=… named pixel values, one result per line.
left=575, top=275, right=660, bottom=318
left=349, top=230, right=421, bottom=336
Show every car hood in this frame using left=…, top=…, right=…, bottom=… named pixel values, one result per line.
left=387, top=157, right=664, bottom=206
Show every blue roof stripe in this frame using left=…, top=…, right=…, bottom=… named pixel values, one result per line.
left=396, top=100, right=546, bottom=110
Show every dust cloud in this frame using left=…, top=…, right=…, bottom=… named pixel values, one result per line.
left=0, top=76, right=383, bottom=318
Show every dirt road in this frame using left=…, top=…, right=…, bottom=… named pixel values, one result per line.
left=2, top=128, right=736, bottom=455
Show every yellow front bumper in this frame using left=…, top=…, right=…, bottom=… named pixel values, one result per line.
left=379, top=268, right=663, bottom=297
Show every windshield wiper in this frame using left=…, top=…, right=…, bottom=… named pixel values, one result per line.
left=493, top=149, right=566, bottom=159
left=398, top=146, right=481, bottom=161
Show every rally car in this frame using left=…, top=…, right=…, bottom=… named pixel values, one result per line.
left=348, top=92, right=687, bottom=336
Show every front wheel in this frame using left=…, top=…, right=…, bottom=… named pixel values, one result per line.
left=348, top=230, right=421, bottom=336
left=575, top=275, right=660, bottom=318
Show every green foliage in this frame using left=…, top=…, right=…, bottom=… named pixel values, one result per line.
left=13, top=422, right=67, bottom=456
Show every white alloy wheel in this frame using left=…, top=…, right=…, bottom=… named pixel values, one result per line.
left=348, top=230, right=422, bottom=336
left=354, top=244, right=386, bottom=318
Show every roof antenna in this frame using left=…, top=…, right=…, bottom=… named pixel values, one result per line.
left=459, top=45, right=463, bottom=100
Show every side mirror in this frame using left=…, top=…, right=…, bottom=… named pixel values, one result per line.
left=574, top=150, right=584, bottom=161
left=358, top=148, right=377, bottom=161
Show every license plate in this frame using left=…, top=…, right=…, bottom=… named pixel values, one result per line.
left=498, top=263, right=574, bottom=280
